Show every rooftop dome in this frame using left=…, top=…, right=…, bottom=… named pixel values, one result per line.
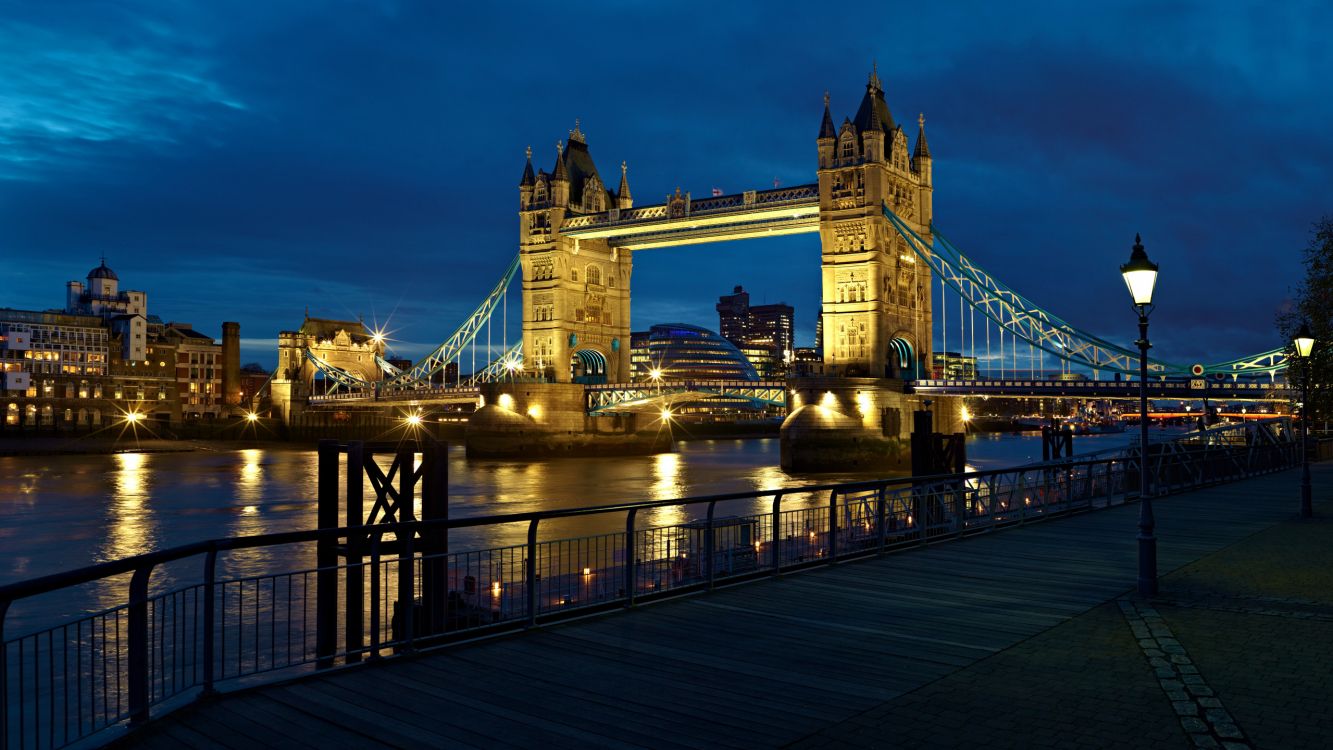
left=88, top=260, right=118, bottom=281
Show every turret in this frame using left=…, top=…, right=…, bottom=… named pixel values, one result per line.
left=518, top=145, right=535, bottom=209
left=817, top=91, right=836, bottom=168
left=551, top=140, right=570, bottom=207
left=912, top=113, right=932, bottom=184
left=617, top=161, right=633, bottom=209
left=852, top=64, right=894, bottom=164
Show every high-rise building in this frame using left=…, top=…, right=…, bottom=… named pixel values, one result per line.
left=716, top=285, right=795, bottom=375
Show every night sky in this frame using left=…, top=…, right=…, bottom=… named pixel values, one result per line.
left=4, top=1, right=1331, bottom=370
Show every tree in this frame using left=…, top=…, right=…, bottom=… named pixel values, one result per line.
left=1276, top=217, right=1333, bottom=426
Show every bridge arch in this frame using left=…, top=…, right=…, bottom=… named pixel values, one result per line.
left=887, top=334, right=919, bottom=380
left=570, top=348, right=608, bottom=384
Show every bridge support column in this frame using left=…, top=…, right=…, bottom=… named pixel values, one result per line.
left=465, top=382, right=671, bottom=458
left=780, top=377, right=963, bottom=473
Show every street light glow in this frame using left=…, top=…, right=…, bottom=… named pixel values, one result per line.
left=649, top=368, right=662, bottom=381
left=245, top=411, right=259, bottom=422
left=405, top=413, right=422, bottom=426
left=660, top=407, right=672, bottom=421
left=123, top=412, right=143, bottom=424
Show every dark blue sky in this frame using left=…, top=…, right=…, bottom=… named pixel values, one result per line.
left=4, top=1, right=1331, bottom=369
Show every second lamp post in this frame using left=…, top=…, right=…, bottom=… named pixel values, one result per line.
left=1121, top=234, right=1159, bottom=597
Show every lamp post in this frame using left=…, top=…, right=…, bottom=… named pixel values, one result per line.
left=1121, top=234, right=1159, bottom=597
left=1294, top=322, right=1315, bottom=519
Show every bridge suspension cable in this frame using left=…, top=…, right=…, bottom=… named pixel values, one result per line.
left=383, top=255, right=521, bottom=390
left=883, top=205, right=1291, bottom=378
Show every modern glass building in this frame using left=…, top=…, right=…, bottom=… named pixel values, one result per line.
left=631, top=324, right=759, bottom=381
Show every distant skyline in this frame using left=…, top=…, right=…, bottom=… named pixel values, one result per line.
left=4, top=1, right=1331, bottom=368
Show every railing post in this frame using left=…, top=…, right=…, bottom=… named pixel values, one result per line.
left=395, top=447, right=415, bottom=652
left=315, top=440, right=339, bottom=669
left=201, top=546, right=217, bottom=695
left=828, top=491, right=838, bottom=560
left=705, top=502, right=717, bottom=591
left=128, top=564, right=153, bottom=725
left=952, top=481, right=965, bottom=537
left=344, top=442, right=364, bottom=663
left=771, top=493, right=783, bottom=574
left=1, top=599, right=10, bottom=746
left=876, top=486, right=887, bottom=554
left=913, top=491, right=926, bottom=546
left=368, top=534, right=381, bottom=659
left=399, top=528, right=414, bottom=651
left=526, top=519, right=539, bottom=627
left=624, top=508, right=638, bottom=608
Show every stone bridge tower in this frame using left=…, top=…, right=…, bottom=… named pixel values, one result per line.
left=817, top=66, right=934, bottom=379
left=517, top=122, right=633, bottom=383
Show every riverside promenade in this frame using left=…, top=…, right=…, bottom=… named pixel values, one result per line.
left=123, top=465, right=1332, bottom=749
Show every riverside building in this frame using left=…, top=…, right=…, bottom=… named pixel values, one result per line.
left=1, top=260, right=237, bottom=430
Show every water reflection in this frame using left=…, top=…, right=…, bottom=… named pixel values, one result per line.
left=105, top=452, right=156, bottom=561
left=646, top=452, right=684, bottom=528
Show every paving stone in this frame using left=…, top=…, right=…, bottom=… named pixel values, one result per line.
left=1191, top=735, right=1220, bottom=748
left=1173, top=701, right=1199, bottom=716
left=1214, top=723, right=1244, bottom=739
left=1179, top=717, right=1208, bottom=733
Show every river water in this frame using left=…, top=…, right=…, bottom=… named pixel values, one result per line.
left=0, top=430, right=1161, bottom=633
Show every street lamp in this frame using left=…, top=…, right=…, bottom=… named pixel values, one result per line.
left=1121, top=233, right=1158, bottom=597
left=1294, top=321, right=1315, bottom=519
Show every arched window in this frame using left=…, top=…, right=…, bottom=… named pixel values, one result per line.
left=586, top=265, right=601, bottom=286
left=839, top=132, right=857, bottom=159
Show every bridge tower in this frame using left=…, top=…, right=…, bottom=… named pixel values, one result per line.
left=517, top=123, right=633, bottom=384
left=817, top=66, right=934, bottom=378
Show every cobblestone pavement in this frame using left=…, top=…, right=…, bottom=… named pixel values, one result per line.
left=1149, top=509, right=1333, bottom=750
left=789, top=474, right=1333, bottom=749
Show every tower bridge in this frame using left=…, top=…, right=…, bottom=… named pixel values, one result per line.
left=275, top=66, right=1297, bottom=471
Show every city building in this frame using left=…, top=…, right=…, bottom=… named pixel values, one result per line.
left=1, top=260, right=236, bottom=430
left=931, top=351, right=978, bottom=380
left=792, top=347, right=822, bottom=376
left=715, top=285, right=795, bottom=376
left=630, top=324, right=758, bottom=381
left=162, top=323, right=224, bottom=420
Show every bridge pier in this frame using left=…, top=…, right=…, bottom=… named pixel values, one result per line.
left=465, top=382, right=670, bottom=458
left=780, top=377, right=963, bottom=473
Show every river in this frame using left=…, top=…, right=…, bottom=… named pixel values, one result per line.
left=0, top=429, right=1167, bottom=632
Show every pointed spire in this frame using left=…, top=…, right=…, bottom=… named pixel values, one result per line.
left=519, top=145, right=535, bottom=187
left=618, top=161, right=632, bottom=202
left=869, top=60, right=882, bottom=92
left=865, top=97, right=885, bottom=133
left=568, top=118, right=586, bottom=144
left=818, top=90, right=836, bottom=139
left=913, top=113, right=931, bottom=160
left=552, top=140, right=568, bottom=181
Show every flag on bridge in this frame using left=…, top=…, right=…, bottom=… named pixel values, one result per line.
left=711, top=187, right=723, bottom=197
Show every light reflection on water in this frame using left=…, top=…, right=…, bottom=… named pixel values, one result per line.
left=0, top=429, right=1175, bottom=633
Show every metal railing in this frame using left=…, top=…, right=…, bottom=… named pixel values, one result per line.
left=0, top=426, right=1299, bottom=749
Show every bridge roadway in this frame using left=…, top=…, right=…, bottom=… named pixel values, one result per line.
left=908, top=377, right=1286, bottom=400
left=123, top=467, right=1317, bottom=749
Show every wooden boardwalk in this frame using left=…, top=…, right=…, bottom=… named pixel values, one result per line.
left=124, top=468, right=1316, bottom=749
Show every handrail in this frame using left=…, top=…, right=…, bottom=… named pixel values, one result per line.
left=0, top=452, right=1146, bottom=607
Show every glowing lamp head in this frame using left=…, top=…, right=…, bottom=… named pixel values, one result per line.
left=245, top=412, right=259, bottom=422
left=404, top=413, right=422, bottom=426
left=123, top=412, right=143, bottom=424
left=660, top=407, right=672, bottom=421
left=960, top=406, right=972, bottom=422
left=649, top=368, right=662, bottom=381
left=1119, top=234, right=1158, bottom=307
left=1294, top=322, right=1315, bottom=359
left=370, top=329, right=386, bottom=345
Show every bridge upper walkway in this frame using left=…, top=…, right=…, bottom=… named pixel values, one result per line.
left=118, top=465, right=1322, bottom=749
